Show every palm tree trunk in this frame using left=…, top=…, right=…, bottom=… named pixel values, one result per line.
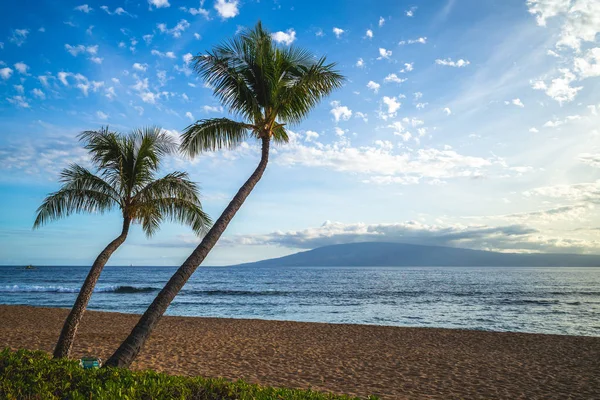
left=104, top=136, right=271, bottom=368
left=53, top=217, right=131, bottom=359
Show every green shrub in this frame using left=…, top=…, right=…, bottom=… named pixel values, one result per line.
left=0, top=349, right=378, bottom=400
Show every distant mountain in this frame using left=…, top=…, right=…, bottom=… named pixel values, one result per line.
left=233, top=242, right=600, bottom=267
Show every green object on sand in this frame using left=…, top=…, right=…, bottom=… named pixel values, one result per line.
left=79, top=357, right=102, bottom=369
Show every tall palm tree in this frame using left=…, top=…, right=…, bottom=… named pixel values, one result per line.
left=104, top=22, right=344, bottom=368
left=34, top=127, right=211, bottom=359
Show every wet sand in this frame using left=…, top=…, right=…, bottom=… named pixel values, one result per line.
left=1, top=305, right=599, bottom=399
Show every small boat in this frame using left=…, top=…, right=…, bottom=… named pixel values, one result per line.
left=24, top=265, right=36, bottom=270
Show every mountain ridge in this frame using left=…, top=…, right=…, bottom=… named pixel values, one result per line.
left=232, top=242, right=600, bottom=267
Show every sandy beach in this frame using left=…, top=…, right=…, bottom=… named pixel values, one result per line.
left=1, top=305, right=598, bottom=399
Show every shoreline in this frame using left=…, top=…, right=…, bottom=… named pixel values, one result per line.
left=1, top=305, right=599, bottom=399
left=3, top=302, right=598, bottom=339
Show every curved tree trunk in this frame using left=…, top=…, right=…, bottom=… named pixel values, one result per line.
left=53, top=218, right=131, bottom=359
left=104, top=137, right=271, bottom=368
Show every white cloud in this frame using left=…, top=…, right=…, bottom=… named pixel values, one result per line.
left=10, top=29, right=29, bottom=47
left=194, top=33, right=202, bottom=40
left=133, top=63, right=148, bottom=72
left=149, top=0, right=170, bottom=9
left=400, top=63, right=414, bottom=73
left=355, top=112, right=368, bottom=122
left=406, top=7, right=417, bottom=17
left=183, top=53, right=193, bottom=65
left=529, top=127, right=539, bottom=133
left=140, top=92, right=158, bottom=104
left=157, top=20, right=190, bottom=38
left=214, top=0, right=239, bottom=19
left=96, top=111, right=108, bottom=120
left=274, top=139, right=506, bottom=187
left=305, top=130, right=320, bottom=142
left=7, top=95, right=30, bottom=108
left=203, top=105, right=223, bottom=113
left=579, top=153, right=600, bottom=168
left=65, top=44, right=98, bottom=57
left=333, top=27, right=344, bottom=38
left=366, top=29, right=373, bottom=39
left=511, top=98, right=525, bottom=107
left=379, top=17, right=385, bottom=27
left=330, top=101, right=352, bottom=122
left=389, top=121, right=412, bottom=142
left=366, top=81, right=380, bottom=93
left=435, top=58, right=470, bottom=67
left=151, top=49, right=176, bottom=58
left=356, top=58, right=365, bottom=68
left=134, top=106, right=144, bottom=116
left=156, top=70, right=168, bottom=86
left=14, top=85, right=24, bottom=94
left=531, top=69, right=583, bottom=104
left=574, top=47, right=600, bottom=79
left=526, top=0, right=570, bottom=26
left=398, top=37, right=427, bottom=45
left=272, top=29, right=296, bottom=46
left=75, top=4, right=93, bottom=13
left=89, top=57, right=103, bottom=64
left=334, top=127, right=346, bottom=136
left=185, top=111, right=194, bottom=121
left=32, top=88, right=45, bottom=99
left=443, top=107, right=452, bottom=116
left=105, top=86, right=116, bottom=100
left=57, top=72, right=70, bottom=85
left=528, top=0, right=599, bottom=51
left=384, top=73, right=407, bottom=84
left=524, top=180, right=600, bottom=203
left=382, top=96, right=401, bottom=115
left=378, top=48, right=392, bottom=59
left=181, top=5, right=210, bottom=19
left=14, top=62, right=28, bottom=75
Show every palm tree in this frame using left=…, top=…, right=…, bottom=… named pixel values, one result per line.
left=104, top=22, right=344, bottom=368
left=34, top=127, right=211, bottom=359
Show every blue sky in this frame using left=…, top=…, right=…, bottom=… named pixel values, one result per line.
left=0, top=0, right=599, bottom=266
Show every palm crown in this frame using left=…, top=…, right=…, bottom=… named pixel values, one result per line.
left=181, top=21, right=345, bottom=155
left=34, top=127, right=211, bottom=236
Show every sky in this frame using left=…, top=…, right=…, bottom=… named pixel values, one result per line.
left=0, top=0, right=599, bottom=266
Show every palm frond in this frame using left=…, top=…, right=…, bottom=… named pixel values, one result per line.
left=33, top=165, right=118, bottom=229
left=132, top=171, right=212, bottom=237
left=189, top=21, right=345, bottom=148
left=275, top=56, right=345, bottom=125
left=181, top=118, right=252, bottom=156
left=271, top=123, right=289, bottom=144
left=128, top=127, right=178, bottom=194
left=138, top=198, right=212, bottom=237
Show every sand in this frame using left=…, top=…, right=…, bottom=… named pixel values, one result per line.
left=0, top=305, right=598, bottom=399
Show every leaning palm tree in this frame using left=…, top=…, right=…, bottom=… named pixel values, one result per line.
left=105, top=21, right=344, bottom=368
left=34, top=126, right=211, bottom=359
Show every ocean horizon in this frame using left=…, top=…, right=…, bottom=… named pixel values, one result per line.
left=2, top=265, right=599, bottom=337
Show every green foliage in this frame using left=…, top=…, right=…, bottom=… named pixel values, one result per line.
left=33, top=126, right=211, bottom=237
left=0, top=349, right=378, bottom=400
left=181, top=21, right=345, bottom=157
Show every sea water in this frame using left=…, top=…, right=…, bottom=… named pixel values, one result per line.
left=0, top=265, right=599, bottom=336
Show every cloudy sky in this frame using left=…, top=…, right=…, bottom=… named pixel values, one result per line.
left=0, top=0, right=599, bottom=266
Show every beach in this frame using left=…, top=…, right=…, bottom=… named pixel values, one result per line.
left=1, top=305, right=598, bottom=399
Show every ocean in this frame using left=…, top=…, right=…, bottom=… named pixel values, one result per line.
left=1, top=265, right=599, bottom=337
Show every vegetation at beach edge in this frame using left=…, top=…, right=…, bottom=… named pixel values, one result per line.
left=0, top=349, right=379, bottom=400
